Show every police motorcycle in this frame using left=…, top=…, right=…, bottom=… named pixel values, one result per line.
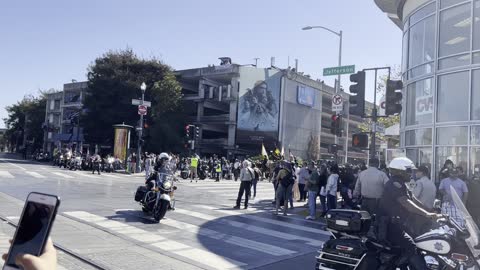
left=104, top=156, right=115, bottom=173
left=67, top=153, right=82, bottom=170
left=134, top=153, right=177, bottom=223
left=60, top=151, right=72, bottom=169
left=198, top=160, right=208, bottom=180
left=316, top=188, right=480, bottom=269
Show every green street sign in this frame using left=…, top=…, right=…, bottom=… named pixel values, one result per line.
left=323, top=65, right=355, bottom=76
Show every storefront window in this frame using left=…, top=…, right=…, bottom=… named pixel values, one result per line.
left=474, top=0, right=480, bottom=50
left=406, top=78, right=433, bottom=125
left=474, top=52, right=480, bottom=63
left=471, top=125, right=480, bottom=144
left=406, top=147, right=433, bottom=167
left=438, top=53, right=471, bottom=69
left=470, top=147, right=480, bottom=176
left=439, top=3, right=472, bottom=58
left=436, top=146, right=468, bottom=180
left=437, top=71, right=469, bottom=122
left=405, top=128, right=433, bottom=145
left=441, top=0, right=469, bottom=9
left=409, top=63, right=434, bottom=79
left=473, top=70, right=480, bottom=119
left=409, top=15, right=436, bottom=67
left=437, top=126, right=468, bottom=145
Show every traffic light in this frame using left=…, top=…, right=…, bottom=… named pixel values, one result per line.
left=349, top=71, right=366, bottom=117
left=352, top=133, right=368, bottom=148
left=188, top=125, right=195, bottom=139
left=185, top=125, right=191, bottom=139
left=330, top=115, right=342, bottom=137
left=195, top=126, right=200, bottom=139
left=385, top=79, right=403, bottom=115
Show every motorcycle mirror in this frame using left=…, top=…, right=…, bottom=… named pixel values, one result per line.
left=173, top=186, right=177, bottom=190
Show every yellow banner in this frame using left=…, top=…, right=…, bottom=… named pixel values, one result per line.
left=114, top=128, right=128, bottom=161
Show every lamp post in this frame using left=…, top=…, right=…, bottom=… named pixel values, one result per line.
left=302, top=25, right=344, bottom=161
left=136, top=82, right=147, bottom=173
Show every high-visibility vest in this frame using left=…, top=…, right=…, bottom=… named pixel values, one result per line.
left=216, top=164, right=221, bottom=172
left=191, top=158, right=198, bottom=168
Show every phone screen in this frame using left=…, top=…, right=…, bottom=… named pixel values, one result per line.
left=5, top=201, right=55, bottom=267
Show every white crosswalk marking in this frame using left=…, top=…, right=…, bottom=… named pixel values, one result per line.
left=197, top=205, right=330, bottom=236
left=159, top=216, right=296, bottom=256
left=0, top=171, right=14, bottom=178
left=51, top=172, right=74, bottom=179
left=174, top=208, right=324, bottom=246
left=63, top=211, right=246, bottom=269
left=72, top=171, right=101, bottom=179
left=25, top=171, right=46, bottom=178
left=102, top=174, right=120, bottom=178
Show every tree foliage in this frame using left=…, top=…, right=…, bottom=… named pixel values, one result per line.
left=82, top=49, right=183, bottom=153
left=3, top=93, right=49, bottom=151
left=307, top=133, right=321, bottom=161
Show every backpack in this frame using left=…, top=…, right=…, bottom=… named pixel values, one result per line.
left=280, top=170, right=294, bottom=187
left=253, top=169, right=260, bottom=181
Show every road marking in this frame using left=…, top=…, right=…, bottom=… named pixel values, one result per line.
left=102, top=174, right=120, bottom=178
left=197, top=205, right=330, bottom=236
left=3, top=161, right=26, bottom=171
left=25, top=171, right=46, bottom=178
left=0, top=171, right=14, bottom=178
left=63, top=211, right=246, bottom=269
left=72, top=171, right=101, bottom=179
left=174, top=208, right=324, bottom=246
left=51, top=172, right=74, bottom=179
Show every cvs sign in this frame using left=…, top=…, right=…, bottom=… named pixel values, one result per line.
left=416, top=95, right=433, bottom=116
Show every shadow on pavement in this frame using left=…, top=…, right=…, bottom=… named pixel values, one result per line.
left=109, top=209, right=158, bottom=225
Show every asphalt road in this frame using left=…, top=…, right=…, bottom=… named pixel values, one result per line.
left=0, top=152, right=327, bottom=270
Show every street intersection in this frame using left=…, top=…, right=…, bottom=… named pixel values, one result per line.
left=0, top=153, right=327, bottom=270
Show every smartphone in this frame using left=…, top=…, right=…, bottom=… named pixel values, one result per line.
left=3, top=192, right=60, bottom=270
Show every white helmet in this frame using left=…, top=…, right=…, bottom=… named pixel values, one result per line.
left=389, top=157, right=416, bottom=171
left=158, top=152, right=171, bottom=161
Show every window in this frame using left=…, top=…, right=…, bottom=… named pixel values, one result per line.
left=439, top=53, right=471, bottom=69
left=475, top=0, right=480, bottom=50
left=48, top=114, right=54, bottom=124
left=471, top=125, right=480, bottom=144
left=437, top=126, right=468, bottom=145
left=53, top=115, right=60, bottom=126
left=54, top=100, right=60, bottom=110
left=409, top=63, right=434, bottom=79
left=474, top=52, right=480, bottom=63
left=473, top=70, right=480, bottom=119
left=436, top=146, right=468, bottom=180
left=402, top=31, right=409, bottom=72
left=409, top=15, right=435, bottom=70
left=406, top=78, right=433, bottom=125
left=441, top=0, right=469, bottom=9
left=439, top=3, right=472, bottom=58
left=437, top=71, right=469, bottom=122
left=470, top=147, right=480, bottom=176
left=49, top=100, right=55, bottom=110
left=405, top=128, right=432, bottom=145
left=406, top=147, right=433, bottom=167
left=411, top=3, right=436, bottom=25
left=47, top=132, right=52, bottom=139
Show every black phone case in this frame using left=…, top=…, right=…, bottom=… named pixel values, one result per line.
left=4, top=192, right=60, bottom=269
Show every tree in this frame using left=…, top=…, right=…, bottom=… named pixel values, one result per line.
left=3, top=94, right=48, bottom=152
left=82, top=49, right=183, bottom=153
left=306, top=133, right=321, bottom=161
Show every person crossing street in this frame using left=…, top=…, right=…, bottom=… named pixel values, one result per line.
left=234, top=161, right=254, bottom=209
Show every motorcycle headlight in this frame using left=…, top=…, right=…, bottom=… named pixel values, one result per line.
left=163, top=181, right=172, bottom=189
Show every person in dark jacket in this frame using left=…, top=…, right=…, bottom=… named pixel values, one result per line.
left=318, top=164, right=329, bottom=216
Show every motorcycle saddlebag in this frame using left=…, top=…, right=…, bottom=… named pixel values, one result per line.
left=134, top=186, right=148, bottom=202
left=325, top=209, right=371, bottom=234
left=316, top=238, right=369, bottom=270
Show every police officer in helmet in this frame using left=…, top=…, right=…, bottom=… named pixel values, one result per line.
left=146, top=153, right=171, bottom=190
left=379, top=157, right=441, bottom=270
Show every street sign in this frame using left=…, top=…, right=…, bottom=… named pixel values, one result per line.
left=323, top=65, right=355, bottom=76
left=372, top=123, right=385, bottom=134
left=379, top=95, right=386, bottom=116
left=332, top=94, right=343, bottom=112
left=138, top=105, right=147, bottom=115
left=132, top=99, right=151, bottom=107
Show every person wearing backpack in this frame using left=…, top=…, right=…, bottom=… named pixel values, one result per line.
left=275, top=161, right=295, bottom=216
left=251, top=163, right=261, bottom=199
left=234, top=160, right=254, bottom=209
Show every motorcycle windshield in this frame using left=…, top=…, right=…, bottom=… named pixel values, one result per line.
left=156, top=173, right=173, bottom=184
left=450, top=186, right=480, bottom=258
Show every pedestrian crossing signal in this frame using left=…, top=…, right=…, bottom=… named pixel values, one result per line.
left=352, top=133, right=368, bottom=148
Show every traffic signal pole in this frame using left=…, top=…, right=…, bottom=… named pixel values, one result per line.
left=136, top=90, right=145, bottom=173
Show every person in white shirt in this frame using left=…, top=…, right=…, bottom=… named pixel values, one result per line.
left=325, top=164, right=339, bottom=210
left=412, top=165, right=437, bottom=211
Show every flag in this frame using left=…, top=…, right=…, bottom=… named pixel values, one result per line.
left=274, top=148, right=280, bottom=156
left=281, top=146, right=285, bottom=157
left=261, top=144, right=269, bottom=160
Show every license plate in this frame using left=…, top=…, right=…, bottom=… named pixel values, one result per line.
left=335, top=220, right=349, bottom=226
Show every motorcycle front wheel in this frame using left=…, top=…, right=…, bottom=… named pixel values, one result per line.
left=153, top=200, right=169, bottom=223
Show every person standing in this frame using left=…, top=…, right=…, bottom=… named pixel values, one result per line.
left=412, top=165, right=437, bottom=211
left=275, top=162, right=295, bottom=216
left=297, top=163, right=309, bottom=202
left=306, top=162, right=319, bottom=220
left=233, top=159, right=241, bottom=181
left=92, top=153, right=101, bottom=175
left=190, top=155, right=198, bottom=183
left=251, top=163, right=261, bottom=198
left=439, top=168, right=469, bottom=227
left=234, top=161, right=254, bottom=209
left=318, top=164, right=329, bottom=216
left=353, top=158, right=389, bottom=217
left=215, top=161, right=222, bottom=182
left=326, top=164, right=339, bottom=210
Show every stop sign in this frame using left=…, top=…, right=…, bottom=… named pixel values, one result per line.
left=138, top=105, right=147, bottom=115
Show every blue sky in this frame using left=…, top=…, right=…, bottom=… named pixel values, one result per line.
left=0, top=0, right=402, bottom=128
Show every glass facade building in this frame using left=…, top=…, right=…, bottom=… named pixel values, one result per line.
left=377, top=0, right=480, bottom=179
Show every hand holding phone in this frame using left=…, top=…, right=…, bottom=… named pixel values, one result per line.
left=2, top=192, right=60, bottom=270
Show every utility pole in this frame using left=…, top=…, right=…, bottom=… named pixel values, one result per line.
left=136, top=82, right=147, bottom=173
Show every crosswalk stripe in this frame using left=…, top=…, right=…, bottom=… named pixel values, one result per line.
left=197, top=205, right=330, bottom=236
left=25, top=171, right=46, bottom=178
left=51, top=172, right=74, bottom=179
left=158, top=215, right=295, bottom=256
left=72, top=171, right=101, bottom=179
left=0, top=171, right=14, bottom=178
left=102, top=174, right=120, bottom=178
left=174, top=208, right=323, bottom=247
left=63, top=211, right=246, bottom=269
left=195, top=186, right=272, bottom=191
